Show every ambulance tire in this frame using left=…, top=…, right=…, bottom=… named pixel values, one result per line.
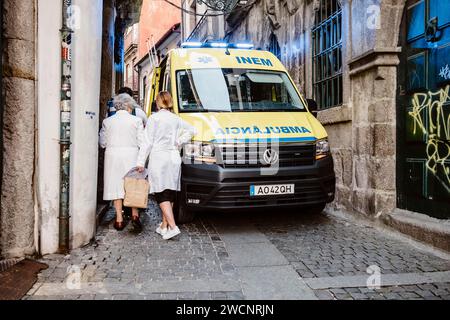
left=175, top=204, right=196, bottom=224
left=308, top=203, right=326, bottom=215
left=174, top=193, right=196, bottom=224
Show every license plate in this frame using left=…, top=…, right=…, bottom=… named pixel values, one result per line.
left=250, top=184, right=295, bottom=197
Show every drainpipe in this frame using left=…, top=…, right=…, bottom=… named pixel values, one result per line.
left=59, top=0, right=73, bottom=254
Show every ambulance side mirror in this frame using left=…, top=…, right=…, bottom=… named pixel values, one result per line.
left=306, top=99, right=318, bottom=118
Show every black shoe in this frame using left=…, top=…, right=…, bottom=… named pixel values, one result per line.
left=131, top=216, right=143, bottom=232
left=114, top=221, right=126, bottom=231
left=123, top=207, right=132, bottom=220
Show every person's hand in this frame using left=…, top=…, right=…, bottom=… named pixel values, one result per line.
left=136, top=166, right=145, bottom=173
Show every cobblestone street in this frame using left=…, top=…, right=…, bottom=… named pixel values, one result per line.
left=25, top=200, right=450, bottom=300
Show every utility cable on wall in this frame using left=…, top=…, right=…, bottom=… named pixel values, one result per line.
left=163, top=0, right=253, bottom=17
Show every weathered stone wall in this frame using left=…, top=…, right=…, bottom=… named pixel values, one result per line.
left=100, top=0, right=116, bottom=121
left=225, top=0, right=406, bottom=218
left=1, top=0, right=36, bottom=258
left=0, top=0, right=3, bottom=242
left=350, top=65, right=398, bottom=217
left=348, top=0, right=404, bottom=217
left=98, top=0, right=116, bottom=204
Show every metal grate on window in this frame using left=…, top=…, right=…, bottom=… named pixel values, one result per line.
left=312, top=0, right=343, bottom=110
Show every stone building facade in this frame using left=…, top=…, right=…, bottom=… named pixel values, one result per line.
left=124, top=0, right=182, bottom=106
left=124, top=24, right=140, bottom=96
left=184, top=0, right=450, bottom=248
left=181, top=0, right=226, bottom=41
left=136, top=23, right=181, bottom=110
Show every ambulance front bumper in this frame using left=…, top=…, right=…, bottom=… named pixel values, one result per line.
left=180, top=156, right=336, bottom=211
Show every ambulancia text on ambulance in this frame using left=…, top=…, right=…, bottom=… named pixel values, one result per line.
left=146, top=41, right=336, bottom=223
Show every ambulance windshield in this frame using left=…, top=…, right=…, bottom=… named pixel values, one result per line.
left=176, top=68, right=306, bottom=113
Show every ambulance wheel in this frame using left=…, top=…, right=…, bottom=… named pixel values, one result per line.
left=174, top=194, right=196, bottom=224
left=175, top=203, right=196, bottom=224
left=308, top=203, right=326, bottom=214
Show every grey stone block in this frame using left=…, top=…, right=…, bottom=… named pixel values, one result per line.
left=238, top=265, right=317, bottom=300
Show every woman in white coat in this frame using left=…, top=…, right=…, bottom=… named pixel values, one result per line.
left=100, top=94, right=144, bottom=231
left=137, top=91, right=197, bottom=240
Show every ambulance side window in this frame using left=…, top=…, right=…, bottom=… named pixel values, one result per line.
left=162, top=58, right=171, bottom=93
left=158, top=64, right=166, bottom=93
left=163, top=72, right=171, bottom=92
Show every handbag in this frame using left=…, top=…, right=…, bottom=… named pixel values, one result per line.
left=123, top=168, right=150, bottom=209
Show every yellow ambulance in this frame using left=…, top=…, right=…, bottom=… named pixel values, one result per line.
left=146, top=42, right=336, bottom=223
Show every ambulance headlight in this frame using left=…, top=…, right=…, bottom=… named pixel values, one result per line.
left=184, top=143, right=201, bottom=158
left=316, top=139, right=330, bottom=160
left=202, top=144, right=215, bottom=158
left=184, top=142, right=216, bottom=163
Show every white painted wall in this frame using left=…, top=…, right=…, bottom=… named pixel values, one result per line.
left=37, top=0, right=103, bottom=254
left=70, top=0, right=104, bottom=249
left=37, top=0, right=62, bottom=255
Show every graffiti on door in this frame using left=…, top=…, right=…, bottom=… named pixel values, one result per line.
left=439, top=64, right=450, bottom=81
left=398, top=0, right=450, bottom=217
left=409, top=85, right=450, bottom=193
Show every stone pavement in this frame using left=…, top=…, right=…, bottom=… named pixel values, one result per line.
left=25, top=200, right=450, bottom=300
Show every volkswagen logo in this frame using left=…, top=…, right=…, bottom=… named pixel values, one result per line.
left=262, top=149, right=279, bottom=165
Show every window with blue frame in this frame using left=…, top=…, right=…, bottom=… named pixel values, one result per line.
left=312, top=0, right=343, bottom=110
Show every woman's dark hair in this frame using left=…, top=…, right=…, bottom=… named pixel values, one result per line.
left=118, top=87, right=133, bottom=97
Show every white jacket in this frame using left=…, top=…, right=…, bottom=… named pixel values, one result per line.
left=137, top=109, right=197, bottom=194
left=100, top=110, right=144, bottom=200
left=135, top=107, right=148, bottom=127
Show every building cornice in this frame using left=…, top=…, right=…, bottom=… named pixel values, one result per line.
left=124, top=43, right=138, bottom=61
left=349, top=47, right=402, bottom=77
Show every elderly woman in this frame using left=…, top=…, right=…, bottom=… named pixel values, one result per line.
left=100, top=93, right=144, bottom=231
left=137, top=91, right=197, bottom=240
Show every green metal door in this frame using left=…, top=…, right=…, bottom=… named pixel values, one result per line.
left=397, top=0, right=450, bottom=218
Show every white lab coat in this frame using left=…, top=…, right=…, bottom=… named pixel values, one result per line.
left=134, top=107, right=148, bottom=127
left=100, top=110, right=144, bottom=200
left=137, top=109, right=197, bottom=194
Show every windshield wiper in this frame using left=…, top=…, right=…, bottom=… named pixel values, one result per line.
left=182, top=109, right=232, bottom=113
left=231, top=109, right=305, bottom=112
left=230, top=109, right=262, bottom=112
left=261, top=109, right=305, bottom=112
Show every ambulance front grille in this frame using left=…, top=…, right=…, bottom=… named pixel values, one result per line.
left=218, top=143, right=316, bottom=169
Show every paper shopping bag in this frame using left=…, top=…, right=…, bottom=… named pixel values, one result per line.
left=124, top=177, right=150, bottom=209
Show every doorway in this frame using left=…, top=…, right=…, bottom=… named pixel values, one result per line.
left=397, top=0, right=450, bottom=218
